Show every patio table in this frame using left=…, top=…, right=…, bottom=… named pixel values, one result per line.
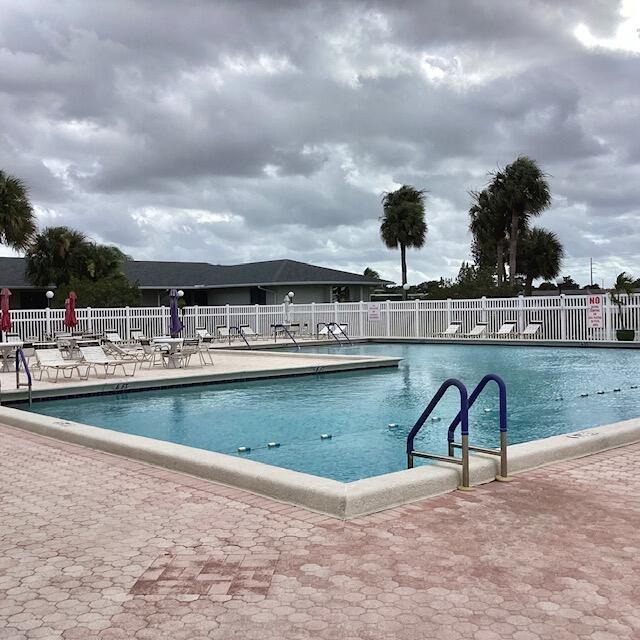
left=152, top=337, right=184, bottom=368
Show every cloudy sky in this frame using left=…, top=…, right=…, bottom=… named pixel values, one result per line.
left=1, top=0, right=639, bottom=286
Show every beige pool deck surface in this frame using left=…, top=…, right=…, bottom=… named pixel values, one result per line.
left=1, top=422, right=639, bottom=640
left=0, top=346, right=399, bottom=402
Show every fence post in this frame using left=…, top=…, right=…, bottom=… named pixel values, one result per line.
left=385, top=301, right=391, bottom=337
left=446, top=298, right=452, bottom=326
left=604, top=293, right=614, bottom=341
left=87, top=307, right=93, bottom=332
left=255, top=304, right=259, bottom=333
left=193, top=304, right=199, bottom=329
left=560, top=294, right=567, bottom=340
left=481, top=296, right=487, bottom=323
left=334, top=301, right=339, bottom=324
left=359, top=300, right=364, bottom=338
left=225, top=304, right=230, bottom=328
left=125, top=306, right=131, bottom=338
left=414, top=299, right=420, bottom=337
left=311, top=302, right=316, bottom=335
left=45, top=307, right=51, bottom=339
left=161, top=306, right=167, bottom=335
left=517, top=295, right=525, bottom=334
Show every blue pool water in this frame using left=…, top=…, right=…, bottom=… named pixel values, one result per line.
left=25, top=343, right=640, bottom=482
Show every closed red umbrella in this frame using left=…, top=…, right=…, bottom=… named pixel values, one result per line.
left=1, top=288, right=12, bottom=334
left=64, top=291, right=78, bottom=329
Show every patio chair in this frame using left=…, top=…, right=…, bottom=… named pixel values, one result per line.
left=195, top=327, right=212, bottom=339
left=239, top=324, right=261, bottom=340
left=6, top=332, right=22, bottom=342
left=463, top=322, right=488, bottom=338
left=32, top=344, right=88, bottom=382
left=520, top=321, right=542, bottom=339
left=103, top=340, right=147, bottom=362
left=104, top=330, right=124, bottom=343
left=197, top=336, right=215, bottom=365
left=216, top=326, right=231, bottom=341
left=163, top=338, right=201, bottom=368
left=493, top=321, right=517, bottom=338
left=438, top=321, right=462, bottom=337
left=130, top=328, right=146, bottom=341
left=78, top=341, right=137, bottom=378
left=138, top=338, right=168, bottom=368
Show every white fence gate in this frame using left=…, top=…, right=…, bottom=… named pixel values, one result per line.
left=4, top=294, right=639, bottom=342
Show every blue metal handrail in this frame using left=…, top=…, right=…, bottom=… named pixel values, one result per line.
left=229, top=326, right=252, bottom=350
left=271, top=324, right=300, bottom=350
left=15, top=347, right=33, bottom=406
left=317, top=322, right=352, bottom=345
left=406, top=378, right=471, bottom=488
left=447, top=373, right=510, bottom=481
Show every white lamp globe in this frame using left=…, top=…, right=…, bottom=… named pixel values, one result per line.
left=288, top=291, right=295, bottom=298
left=46, top=290, right=54, bottom=299
left=402, top=283, right=410, bottom=291
left=177, top=290, right=184, bottom=298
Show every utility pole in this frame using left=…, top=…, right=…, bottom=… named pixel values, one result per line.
left=589, top=258, right=593, bottom=287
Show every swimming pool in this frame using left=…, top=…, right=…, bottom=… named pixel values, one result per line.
left=25, top=343, right=640, bottom=482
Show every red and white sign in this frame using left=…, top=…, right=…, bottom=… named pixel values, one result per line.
left=587, top=295, right=604, bottom=329
left=367, top=302, right=381, bottom=321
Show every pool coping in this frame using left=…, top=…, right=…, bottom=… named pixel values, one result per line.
left=0, top=349, right=401, bottom=404
left=1, top=404, right=638, bottom=518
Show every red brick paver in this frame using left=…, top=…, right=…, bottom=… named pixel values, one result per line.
left=1, top=424, right=639, bottom=639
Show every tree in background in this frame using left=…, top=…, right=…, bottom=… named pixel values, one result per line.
left=558, top=275, right=580, bottom=292
left=84, top=243, right=128, bottom=280
left=55, top=275, right=141, bottom=308
left=25, top=226, right=88, bottom=286
left=517, top=227, right=564, bottom=295
left=380, top=185, right=427, bottom=299
left=363, top=267, right=381, bottom=280
left=468, top=188, right=509, bottom=286
left=0, top=169, right=36, bottom=251
left=489, top=156, right=551, bottom=285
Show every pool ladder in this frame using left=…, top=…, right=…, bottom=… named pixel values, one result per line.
left=316, top=322, right=352, bottom=346
left=406, top=374, right=510, bottom=489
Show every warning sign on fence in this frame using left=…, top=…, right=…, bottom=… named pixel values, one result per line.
left=366, top=302, right=381, bottom=321
left=586, top=295, right=604, bottom=329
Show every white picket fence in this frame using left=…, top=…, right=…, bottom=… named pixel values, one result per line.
left=4, top=293, right=640, bottom=343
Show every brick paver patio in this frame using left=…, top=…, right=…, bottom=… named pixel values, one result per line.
left=1, top=423, right=639, bottom=639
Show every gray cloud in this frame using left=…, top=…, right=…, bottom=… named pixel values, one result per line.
left=0, top=0, right=638, bottom=287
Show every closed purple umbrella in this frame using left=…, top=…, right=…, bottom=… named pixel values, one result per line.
left=169, top=289, right=184, bottom=337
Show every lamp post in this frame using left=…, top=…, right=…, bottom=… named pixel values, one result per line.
left=46, top=290, right=54, bottom=308
left=402, top=282, right=410, bottom=301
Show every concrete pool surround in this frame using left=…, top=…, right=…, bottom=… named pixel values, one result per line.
left=1, top=403, right=638, bottom=518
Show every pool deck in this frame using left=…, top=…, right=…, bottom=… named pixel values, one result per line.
left=0, top=347, right=400, bottom=403
left=1, top=423, right=639, bottom=640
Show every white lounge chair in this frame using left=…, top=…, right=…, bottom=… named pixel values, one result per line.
left=32, top=345, right=88, bottom=382
left=493, top=321, right=517, bottom=338
left=104, top=331, right=124, bottom=343
left=520, top=322, right=542, bottom=338
left=195, top=327, right=212, bottom=339
left=439, top=321, right=462, bottom=337
left=79, top=342, right=137, bottom=377
left=463, top=322, right=487, bottom=338
left=239, top=325, right=261, bottom=340
left=6, top=332, right=21, bottom=342
left=216, top=326, right=231, bottom=341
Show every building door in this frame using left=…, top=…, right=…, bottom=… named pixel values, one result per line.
left=250, top=287, right=267, bottom=305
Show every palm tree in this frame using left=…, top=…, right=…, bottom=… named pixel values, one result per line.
left=380, top=185, right=427, bottom=298
left=469, top=188, right=509, bottom=286
left=84, top=244, right=127, bottom=280
left=0, top=170, right=37, bottom=251
left=25, top=226, right=89, bottom=286
left=517, top=227, right=564, bottom=295
left=363, top=267, right=381, bottom=280
left=489, top=157, right=551, bottom=285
